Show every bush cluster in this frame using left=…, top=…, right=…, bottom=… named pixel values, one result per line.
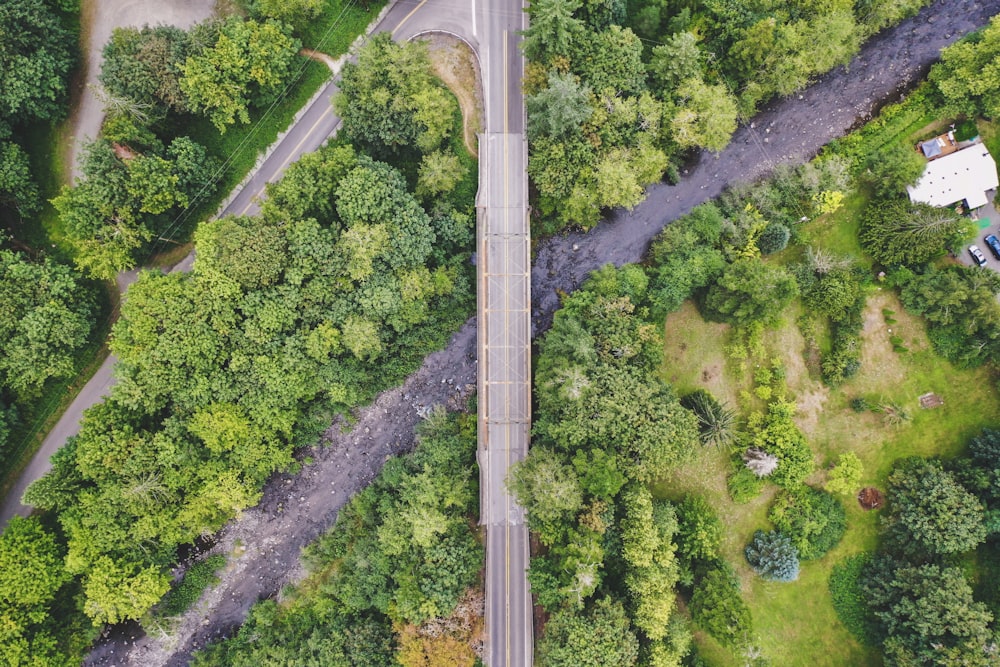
left=829, top=553, right=877, bottom=645
left=768, top=486, right=846, bottom=560
left=689, top=563, right=753, bottom=648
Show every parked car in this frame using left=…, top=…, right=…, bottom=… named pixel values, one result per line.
left=969, top=245, right=988, bottom=266
left=985, top=234, right=1000, bottom=260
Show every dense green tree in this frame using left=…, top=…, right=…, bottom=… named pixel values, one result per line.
left=259, top=142, right=357, bottom=226
left=859, top=200, right=974, bottom=266
left=881, top=457, right=987, bottom=559
left=537, top=597, right=640, bottom=667
left=861, top=143, right=927, bottom=197
left=571, top=26, right=645, bottom=96
left=416, top=150, right=466, bottom=199
left=931, top=16, right=1000, bottom=119
left=509, top=446, right=583, bottom=544
left=798, top=262, right=866, bottom=321
left=898, top=265, right=1000, bottom=368
left=0, top=250, right=95, bottom=396
left=703, top=258, right=799, bottom=327
left=626, top=498, right=680, bottom=641
left=194, top=215, right=287, bottom=289
left=0, top=516, right=69, bottom=608
left=689, top=563, right=753, bottom=648
left=675, top=495, right=723, bottom=565
left=857, top=0, right=929, bottom=35
left=648, top=32, right=702, bottom=91
left=826, top=452, right=864, bottom=496
left=670, top=77, right=739, bottom=152
left=0, top=0, right=75, bottom=122
left=523, top=0, right=584, bottom=62
left=861, top=557, right=996, bottom=666
left=181, top=18, right=300, bottom=132
left=335, top=34, right=457, bottom=155
left=100, top=25, right=192, bottom=114
left=53, top=136, right=216, bottom=279
left=740, top=399, right=815, bottom=488
left=0, top=139, right=40, bottom=217
left=527, top=71, right=593, bottom=140
left=250, top=0, right=323, bottom=28
left=0, top=516, right=75, bottom=667
left=83, top=557, right=172, bottom=625
left=646, top=204, right=726, bottom=316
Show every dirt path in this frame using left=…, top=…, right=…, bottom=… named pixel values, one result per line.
left=66, top=0, right=216, bottom=182
left=85, top=0, right=1000, bottom=664
left=426, top=35, right=484, bottom=157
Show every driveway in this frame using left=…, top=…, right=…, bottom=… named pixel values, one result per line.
left=68, top=0, right=216, bottom=182
left=956, top=190, right=1000, bottom=270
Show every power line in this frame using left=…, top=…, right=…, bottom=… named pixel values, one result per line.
left=151, top=0, right=361, bottom=253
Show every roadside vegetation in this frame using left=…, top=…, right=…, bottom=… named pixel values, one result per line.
left=522, top=0, right=933, bottom=233
left=1, top=32, right=476, bottom=665
left=0, top=0, right=114, bottom=499
left=522, top=19, right=1000, bottom=667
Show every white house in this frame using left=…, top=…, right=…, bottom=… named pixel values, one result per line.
left=907, top=142, right=999, bottom=210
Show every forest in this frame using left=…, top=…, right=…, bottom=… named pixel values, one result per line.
left=0, top=32, right=477, bottom=664
left=4, top=0, right=1000, bottom=664
left=0, top=0, right=383, bottom=481
left=523, top=0, right=931, bottom=232
left=193, top=409, right=484, bottom=666
left=516, top=18, right=1000, bottom=667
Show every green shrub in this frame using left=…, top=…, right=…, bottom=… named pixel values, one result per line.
left=153, top=554, right=226, bottom=620
left=728, top=465, right=765, bottom=503
left=850, top=396, right=871, bottom=412
left=757, top=223, right=790, bottom=255
left=741, top=399, right=815, bottom=489
left=689, top=563, right=753, bottom=648
left=768, top=486, right=846, bottom=560
left=829, top=553, right=877, bottom=645
left=681, top=389, right=736, bottom=449
left=954, top=119, right=979, bottom=142
left=676, top=495, right=723, bottom=564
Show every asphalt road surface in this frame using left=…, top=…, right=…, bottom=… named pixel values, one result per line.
left=474, top=1, right=533, bottom=665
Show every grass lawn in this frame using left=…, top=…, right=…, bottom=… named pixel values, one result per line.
left=653, top=287, right=1000, bottom=666
left=797, top=187, right=872, bottom=265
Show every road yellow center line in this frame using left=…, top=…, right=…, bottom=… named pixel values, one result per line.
left=392, top=0, right=430, bottom=37
left=240, top=106, right=335, bottom=215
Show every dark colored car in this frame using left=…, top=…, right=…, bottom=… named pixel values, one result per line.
left=985, top=234, right=1000, bottom=260
left=969, top=245, right=988, bottom=266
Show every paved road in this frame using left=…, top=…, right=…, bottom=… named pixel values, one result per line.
left=474, top=1, right=532, bottom=665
